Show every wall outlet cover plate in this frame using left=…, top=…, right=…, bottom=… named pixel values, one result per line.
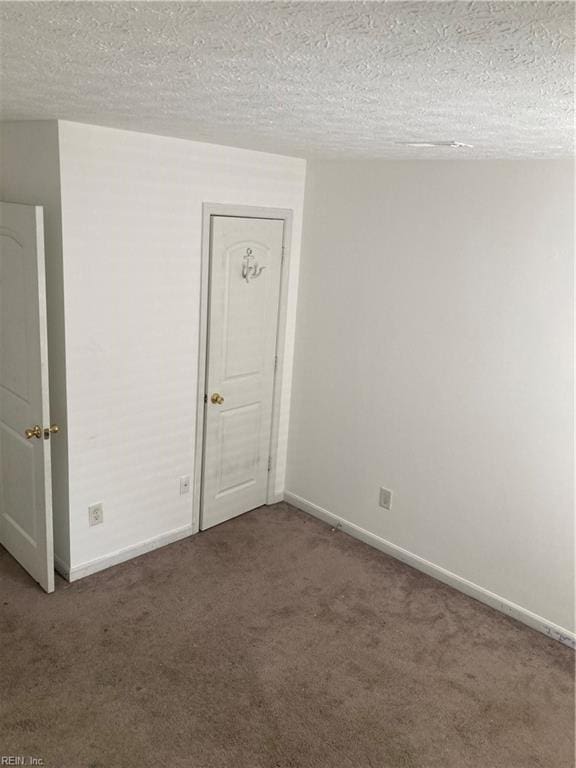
left=88, top=502, right=104, bottom=526
left=379, top=487, right=392, bottom=510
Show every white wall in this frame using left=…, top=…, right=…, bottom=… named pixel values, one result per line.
left=0, top=121, right=70, bottom=568
left=287, top=160, right=574, bottom=634
left=57, top=121, right=305, bottom=573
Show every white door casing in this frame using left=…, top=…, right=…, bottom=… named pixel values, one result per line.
left=0, top=201, right=54, bottom=592
left=201, top=215, right=284, bottom=530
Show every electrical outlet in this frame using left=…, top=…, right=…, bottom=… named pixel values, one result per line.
left=88, top=502, right=104, bottom=527
left=379, top=487, right=392, bottom=511
left=179, top=475, right=191, bottom=495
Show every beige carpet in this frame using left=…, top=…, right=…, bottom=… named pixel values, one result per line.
left=0, top=502, right=574, bottom=768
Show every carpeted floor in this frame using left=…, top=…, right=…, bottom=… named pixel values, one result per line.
left=0, top=502, right=574, bottom=768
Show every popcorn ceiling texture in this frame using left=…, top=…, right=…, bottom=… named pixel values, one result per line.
left=0, top=1, right=573, bottom=159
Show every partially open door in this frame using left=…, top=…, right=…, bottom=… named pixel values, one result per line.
left=0, top=201, right=55, bottom=592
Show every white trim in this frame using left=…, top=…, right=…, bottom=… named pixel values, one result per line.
left=194, top=203, right=293, bottom=532
left=66, top=524, right=194, bottom=582
left=266, top=211, right=293, bottom=505
left=34, top=205, right=55, bottom=593
left=53, top=554, right=70, bottom=580
left=284, top=491, right=575, bottom=649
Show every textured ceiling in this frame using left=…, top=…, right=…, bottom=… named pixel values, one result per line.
left=0, top=1, right=573, bottom=159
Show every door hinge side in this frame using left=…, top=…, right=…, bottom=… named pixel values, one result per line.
left=281, top=245, right=285, bottom=260
left=268, top=456, right=272, bottom=472
left=274, top=355, right=278, bottom=372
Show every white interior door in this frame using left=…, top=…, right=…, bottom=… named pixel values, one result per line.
left=0, top=201, right=54, bottom=592
left=201, top=215, right=284, bottom=530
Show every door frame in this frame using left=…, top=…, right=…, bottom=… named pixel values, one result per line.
left=192, top=203, right=294, bottom=533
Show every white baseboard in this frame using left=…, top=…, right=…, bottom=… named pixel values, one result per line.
left=67, top=524, right=195, bottom=582
left=284, top=491, right=575, bottom=649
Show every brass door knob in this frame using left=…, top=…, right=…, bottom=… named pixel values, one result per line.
left=211, top=393, right=224, bottom=405
left=25, top=424, right=60, bottom=440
